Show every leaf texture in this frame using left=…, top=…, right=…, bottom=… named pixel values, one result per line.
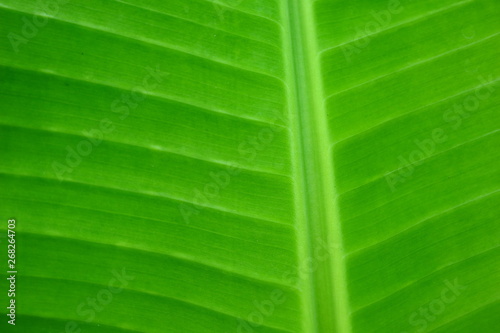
left=0, top=0, right=499, bottom=332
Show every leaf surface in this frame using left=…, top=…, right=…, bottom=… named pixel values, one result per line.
left=0, top=0, right=499, bottom=332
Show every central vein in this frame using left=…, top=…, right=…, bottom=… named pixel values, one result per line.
left=282, top=0, right=351, bottom=332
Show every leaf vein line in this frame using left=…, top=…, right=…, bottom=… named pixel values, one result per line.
left=319, top=0, right=475, bottom=55
left=348, top=189, right=500, bottom=258
left=325, top=32, right=499, bottom=101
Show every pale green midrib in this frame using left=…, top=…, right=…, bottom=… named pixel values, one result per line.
left=281, top=1, right=351, bottom=333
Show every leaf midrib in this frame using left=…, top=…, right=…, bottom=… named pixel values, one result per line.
left=282, top=1, right=351, bottom=332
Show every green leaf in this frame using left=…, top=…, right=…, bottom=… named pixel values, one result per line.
left=0, top=0, right=498, bottom=332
